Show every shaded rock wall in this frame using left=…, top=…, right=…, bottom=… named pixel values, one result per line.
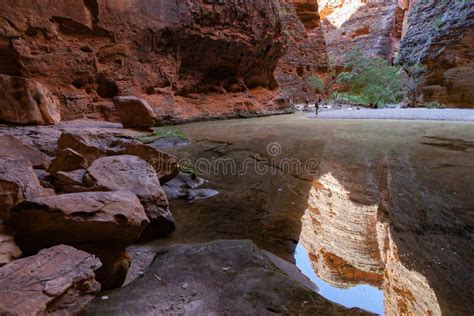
left=275, top=0, right=329, bottom=103
left=0, top=0, right=292, bottom=122
left=398, top=0, right=474, bottom=107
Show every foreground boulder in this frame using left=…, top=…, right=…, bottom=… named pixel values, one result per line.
left=0, top=224, right=21, bottom=267
left=0, top=75, right=61, bottom=125
left=85, top=155, right=175, bottom=239
left=8, top=191, right=149, bottom=252
left=57, top=131, right=178, bottom=183
left=0, top=245, right=101, bottom=315
left=0, top=158, right=44, bottom=221
left=113, top=96, right=158, bottom=128
left=0, top=136, right=50, bottom=169
left=86, top=240, right=368, bottom=315
left=80, top=244, right=132, bottom=292
left=54, top=169, right=88, bottom=193
left=48, top=148, right=88, bottom=175
left=162, top=172, right=218, bottom=201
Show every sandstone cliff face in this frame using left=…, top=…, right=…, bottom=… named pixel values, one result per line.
left=0, top=0, right=291, bottom=122
left=275, top=0, right=329, bottom=103
left=398, top=0, right=474, bottom=107
left=317, top=0, right=404, bottom=68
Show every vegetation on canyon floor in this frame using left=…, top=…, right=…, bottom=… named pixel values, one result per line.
left=136, top=128, right=189, bottom=144
left=321, top=49, right=436, bottom=109
left=335, top=49, right=406, bottom=108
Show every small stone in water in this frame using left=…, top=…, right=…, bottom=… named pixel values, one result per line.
left=222, top=266, right=231, bottom=272
left=101, top=296, right=109, bottom=300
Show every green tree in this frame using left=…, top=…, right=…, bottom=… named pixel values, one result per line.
left=335, top=49, right=406, bottom=108
left=305, top=74, right=324, bottom=92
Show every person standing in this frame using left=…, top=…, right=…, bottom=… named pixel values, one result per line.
left=315, top=95, right=321, bottom=116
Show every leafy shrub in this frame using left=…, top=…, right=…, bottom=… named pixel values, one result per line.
left=179, top=164, right=197, bottom=177
left=335, top=49, right=406, bottom=108
left=136, top=129, right=188, bottom=144
left=305, top=75, right=324, bottom=92
left=328, top=92, right=367, bottom=105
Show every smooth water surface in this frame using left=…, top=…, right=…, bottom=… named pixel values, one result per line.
left=295, top=243, right=384, bottom=315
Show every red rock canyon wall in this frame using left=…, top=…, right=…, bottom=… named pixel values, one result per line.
left=275, top=0, right=329, bottom=103
left=317, top=0, right=405, bottom=68
left=0, top=0, right=303, bottom=123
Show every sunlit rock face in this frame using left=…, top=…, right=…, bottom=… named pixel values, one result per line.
left=300, top=151, right=474, bottom=315
left=276, top=0, right=329, bottom=103
left=300, top=158, right=385, bottom=288
left=398, top=0, right=474, bottom=108
left=0, top=0, right=289, bottom=122
left=317, top=0, right=405, bottom=67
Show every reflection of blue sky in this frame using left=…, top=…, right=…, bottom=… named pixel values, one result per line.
left=295, top=243, right=384, bottom=315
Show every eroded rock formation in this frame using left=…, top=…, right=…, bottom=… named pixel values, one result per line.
left=0, top=75, right=61, bottom=125
left=0, top=0, right=292, bottom=122
left=0, top=135, right=50, bottom=169
left=0, top=245, right=101, bottom=315
left=317, top=0, right=404, bottom=68
left=113, top=96, right=158, bottom=129
left=57, top=130, right=179, bottom=182
left=276, top=0, right=329, bottom=102
left=0, top=224, right=21, bottom=267
left=0, top=158, right=45, bottom=221
left=9, top=191, right=149, bottom=251
left=398, top=0, right=474, bottom=107
left=84, top=155, right=175, bottom=239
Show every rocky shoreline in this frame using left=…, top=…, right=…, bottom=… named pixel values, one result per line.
left=0, top=113, right=368, bottom=314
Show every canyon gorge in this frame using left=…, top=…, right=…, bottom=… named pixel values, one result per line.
left=0, top=0, right=473, bottom=315
left=0, top=0, right=473, bottom=127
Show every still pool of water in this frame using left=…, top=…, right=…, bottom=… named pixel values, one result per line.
left=165, top=114, right=474, bottom=314
left=295, top=243, right=384, bottom=315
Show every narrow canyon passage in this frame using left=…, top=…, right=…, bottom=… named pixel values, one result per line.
left=1, top=0, right=473, bottom=314
left=144, top=113, right=474, bottom=315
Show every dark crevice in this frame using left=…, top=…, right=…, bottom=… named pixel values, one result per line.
left=83, top=0, right=99, bottom=23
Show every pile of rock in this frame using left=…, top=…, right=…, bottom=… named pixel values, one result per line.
left=0, top=129, right=179, bottom=313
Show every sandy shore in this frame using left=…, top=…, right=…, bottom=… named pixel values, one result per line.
left=305, top=108, right=474, bottom=122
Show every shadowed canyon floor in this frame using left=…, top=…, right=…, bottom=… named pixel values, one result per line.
left=132, top=113, right=474, bottom=315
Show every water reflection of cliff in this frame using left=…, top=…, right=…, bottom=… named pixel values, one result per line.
left=300, top=154, right=474, bottom=315
left=301, top=169, right=384, bottom=289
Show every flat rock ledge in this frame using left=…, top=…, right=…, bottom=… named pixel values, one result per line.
left=0, top=245, right=101, bottom=315
left=86, top=240, right=370, bottom=315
